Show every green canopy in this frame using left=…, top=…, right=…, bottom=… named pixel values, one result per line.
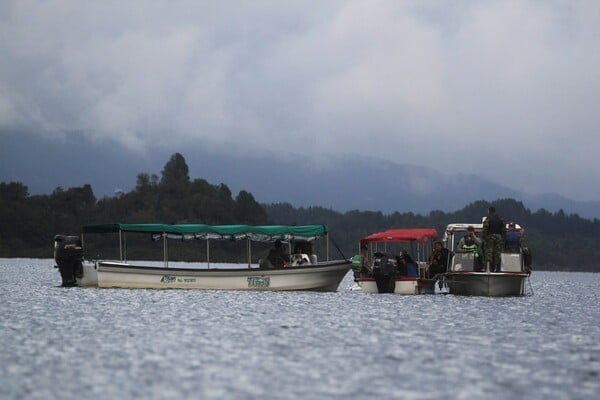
left=82, top=223, right=328, bottom=242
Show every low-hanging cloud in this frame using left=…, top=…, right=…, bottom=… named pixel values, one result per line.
left=1, top=0, right=599, bottom=199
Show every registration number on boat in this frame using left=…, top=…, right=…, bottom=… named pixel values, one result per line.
left=160, top=275, right=196, bottom=284
left=161, top=275, right=177, bottom=283
left=247, top=277, right=270, bottom=288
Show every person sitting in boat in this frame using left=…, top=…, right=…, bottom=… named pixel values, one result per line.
left=265, top=240, right=289, bottom=269
left=397, top=249, right=418, bottom=277
left=428, top=241, right=451, bottom=279
left=291, top=240, right=313, bottom=265
left=457, top=225, right=484, bottom=270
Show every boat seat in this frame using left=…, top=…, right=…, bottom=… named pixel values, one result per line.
left=500, top=252, right=524, bottom=272
left=451, top=253, right=476, bottom=272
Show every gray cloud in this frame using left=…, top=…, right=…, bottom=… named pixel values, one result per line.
left=1, top=0, right=599, bottom=199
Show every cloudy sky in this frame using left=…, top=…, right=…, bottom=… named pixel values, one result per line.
left=1, top=1, right=599, bottom=200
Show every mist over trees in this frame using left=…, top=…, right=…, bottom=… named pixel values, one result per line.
left=1, top=153, right=598, bottom=271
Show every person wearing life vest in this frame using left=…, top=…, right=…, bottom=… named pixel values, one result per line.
left=483, top=206, right=506, bottom=272
left=351, top=244, right=371, bottom=281
left=351, top=254, right=362, bottom=281
left=457, top=226, right=483, bottom=270
left=505, top=222, right=533, bottom=274
left=505, top=222, right=522, bottom=252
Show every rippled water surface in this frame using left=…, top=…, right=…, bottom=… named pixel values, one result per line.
left=1, top=259, right=599, bottom=399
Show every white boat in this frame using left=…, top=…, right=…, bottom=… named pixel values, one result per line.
left=54, top=224, right=351, bottom=291
left=443, top=223, right=531, bottom=296
left=355, top=228, right=439, bottom=294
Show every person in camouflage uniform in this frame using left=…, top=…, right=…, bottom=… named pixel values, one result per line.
left=482, top=206, right=506, bottom=272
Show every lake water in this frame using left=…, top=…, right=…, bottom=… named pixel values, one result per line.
left=1, top=258, right=598, bottom=400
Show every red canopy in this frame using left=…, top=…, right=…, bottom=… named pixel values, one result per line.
left=361, top=228, right=438, bottom=244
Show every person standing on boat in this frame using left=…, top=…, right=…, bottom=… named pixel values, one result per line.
left=505, top=222, right=533, bottom=274
left=351, top=244, right=370, bottom=281
left=504, top=222, right=523, bottom=252
left=428, top=241, right=451, bottom=278
left=457, top=226, right=483, bottom=270
left=267, top=240, right=290, bottom=268
left=482, top=206, right=506, bottom=272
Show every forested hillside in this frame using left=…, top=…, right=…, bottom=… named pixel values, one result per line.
left=265, top=200, right=600, bottom=271
left=1, top=153, right=598, bottom=271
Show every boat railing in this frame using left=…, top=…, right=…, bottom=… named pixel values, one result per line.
left=417, top=261, right=429, bottom=279
left=451, top=252, right=525, bottom=273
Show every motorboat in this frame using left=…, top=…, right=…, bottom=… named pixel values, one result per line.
left=443, top=223, right=531, bottom=296
left=354, top=228, right=439, bottom=294
left=53, top=223, right=351, bottom=291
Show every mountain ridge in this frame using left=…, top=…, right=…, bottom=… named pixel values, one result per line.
left=1, top=132, right=599, bottom=218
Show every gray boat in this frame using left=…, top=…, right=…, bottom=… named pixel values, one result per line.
left=443, top=223, right=531, bottom=296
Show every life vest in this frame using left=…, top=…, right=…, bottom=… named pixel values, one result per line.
left=462, top=243, right=479, bottom=257
left=351, top=255, right=362, bottom=272
left=505, top=231, right=520, bottom=250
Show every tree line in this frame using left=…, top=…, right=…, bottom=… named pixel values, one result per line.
left=1, top=153, right=598, bottom=271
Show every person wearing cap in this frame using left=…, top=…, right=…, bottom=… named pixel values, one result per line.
left=505, top=222, right=523, bottom=252
left=505, top=222, right=533, bottom=273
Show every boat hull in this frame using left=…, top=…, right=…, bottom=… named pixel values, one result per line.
left=446, top=272, right=528, bottom=296
left=357, top=277, right=435, bottom=295
left=75, top=262, right=99, bottom=287
left=95, top=260, right=351, bottom=291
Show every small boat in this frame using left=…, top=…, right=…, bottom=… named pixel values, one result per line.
left=54, top=224, right=351, bottom=291
left=442, top=223, right=531, bottom=296
left=354, top=228, right=439, bottom=294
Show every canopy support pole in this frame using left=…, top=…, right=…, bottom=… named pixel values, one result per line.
left=247, top=238, right=251, bottom=269
left=123, top=232, right=127, bottom=263
left=163, top=232, right=168, bottom=268
left=206, top=239, right=210, bottom=269
left=119, top=230, right=123, bottom=261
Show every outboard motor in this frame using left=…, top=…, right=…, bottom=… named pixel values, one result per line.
left=372, top=252, right=395, bottom=293
left=54, top=235, right=83, bottom=287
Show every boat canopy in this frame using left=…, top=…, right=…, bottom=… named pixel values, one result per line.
left=443, top=223, right=523, bottom=241
left=82, top=223, right=328, bottom=242
left=361, top=228, right=438, bottom=244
